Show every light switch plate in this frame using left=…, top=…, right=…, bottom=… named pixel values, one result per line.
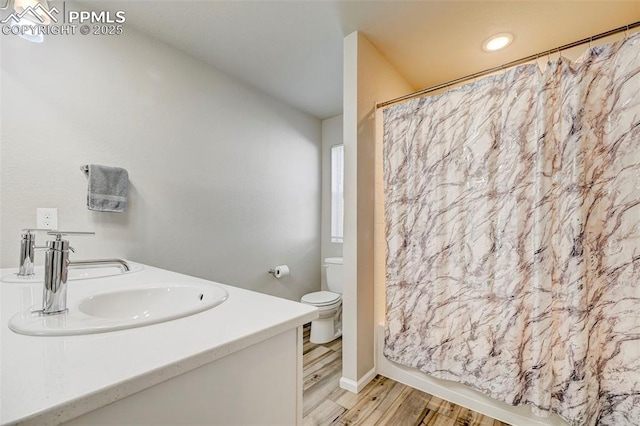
left=37, top=208, right=58, bottom=230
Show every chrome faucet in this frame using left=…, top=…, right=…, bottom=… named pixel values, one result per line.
left=41, top=232, right=93, bottom=315
left=18, top=229, right=50, bottom=277
left=39, top=231, right=131, bottom=316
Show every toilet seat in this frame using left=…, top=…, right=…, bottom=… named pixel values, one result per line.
left=301, top=291, right=341, bottom=307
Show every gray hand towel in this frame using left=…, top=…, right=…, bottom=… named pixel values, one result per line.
left=83, top=164, right=129, bottom=213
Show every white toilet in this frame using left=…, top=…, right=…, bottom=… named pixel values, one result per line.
left=301, top=257, right=343, bottom=344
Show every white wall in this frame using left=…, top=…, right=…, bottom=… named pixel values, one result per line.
left=320, top=115, right=343, bottom=289
left=0, top=27, right=322, bottom=301
left=341, top=32, right=413, bottom=392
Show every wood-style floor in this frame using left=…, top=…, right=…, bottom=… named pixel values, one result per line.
left=302, top=325, right=511, bottom=426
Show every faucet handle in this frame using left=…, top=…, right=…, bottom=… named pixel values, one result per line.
left=46, top=231, right=95, bottom=245
left=45, top=232, right=92, bottom=252
left=22, top=228, right=54, bottom=235
left=47, top=231, right=95, bottom=238
left=21, top=229, right=54, bottom=248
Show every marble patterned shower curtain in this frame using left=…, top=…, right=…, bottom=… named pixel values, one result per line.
left=383, top=32, right=640, bottom=426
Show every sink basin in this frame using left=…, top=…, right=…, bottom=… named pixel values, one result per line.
left=79, top=286, right=221, bottom=321
left=1, top=262, right=144, bottom=283
left=8, top=282, right=228, bottom=336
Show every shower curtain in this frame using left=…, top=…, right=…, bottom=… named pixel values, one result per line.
left=383, top=32, right=640, bottom=426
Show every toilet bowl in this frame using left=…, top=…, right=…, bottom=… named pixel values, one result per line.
left=301, top=291, right=342, bottom=343
left=301, top=257, right=343, bottom=344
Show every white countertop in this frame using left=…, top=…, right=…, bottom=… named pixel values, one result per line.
left=0, top=263, right=318, bottom=426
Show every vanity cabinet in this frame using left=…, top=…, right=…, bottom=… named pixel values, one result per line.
left=64, top=328, right=303, bottom=425
left=1, top=263, right=317, bottom=426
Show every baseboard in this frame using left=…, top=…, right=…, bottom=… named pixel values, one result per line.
left=339, top=367, right=377, bottom=394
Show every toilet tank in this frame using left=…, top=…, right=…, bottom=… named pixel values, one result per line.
left=325, top=257, right=343, bottom=293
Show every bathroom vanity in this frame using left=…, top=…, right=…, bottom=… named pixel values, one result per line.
left=0, top=263, right=318, bottom=425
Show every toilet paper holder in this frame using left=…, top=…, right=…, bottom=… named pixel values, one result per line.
left=268, top=265, right=290, bottom=278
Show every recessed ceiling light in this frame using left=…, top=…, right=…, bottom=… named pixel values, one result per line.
left=482, top=33, right=514, bottom=52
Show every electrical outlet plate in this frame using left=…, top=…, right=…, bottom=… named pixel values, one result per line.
left=37, top=208, right=58, bottom=230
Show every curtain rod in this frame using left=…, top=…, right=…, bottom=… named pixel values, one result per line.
left=376, top=21, right=640, bottom=109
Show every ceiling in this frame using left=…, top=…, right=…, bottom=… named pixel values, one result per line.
left=90, top=1, right=639, bottom=120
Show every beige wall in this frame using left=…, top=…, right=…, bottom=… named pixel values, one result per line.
left=0, top=25, right=322, bottom=302
left=342, top=31, right=413, bottom=389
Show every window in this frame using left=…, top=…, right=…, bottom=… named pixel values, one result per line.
left=331, top=144, right=344, bottom=243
